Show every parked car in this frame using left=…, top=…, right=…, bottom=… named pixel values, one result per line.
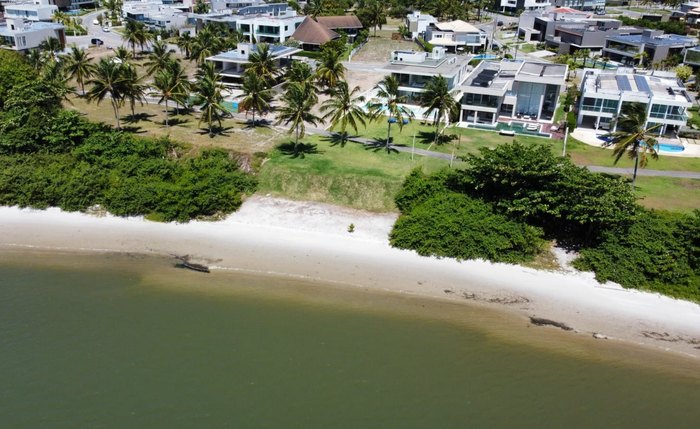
left=102, top=26, right=110, bottom=32
left=497, top=20, right=504, bottom=26
left=90, top=38, right=104, bottom=46
left=92, top=19, right=99, bottom=25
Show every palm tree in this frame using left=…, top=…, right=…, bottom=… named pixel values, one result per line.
left=246, top=43, right=278, bottom=85
left=368, top=75, right=415, bottom=152
left=113, top=46, right=134, bottom=66
left=145, top=40, right=173, bottom=76
left=420, top=75, right=459, bottom=146
left=285, top=60, right=314, bottom=84
left=41, top=59, right=74, bottom=102
left=151, top=60, right=190, bottom=127
left=601, top=56, right=610, bottom=70
left=365, top=0, right=387, bottom=37
left=237, top=72, right=274, bottom=126
left=276, top=82, right=320, bottom=153
left=122, top=65, right=147, bottom=117
left=86, top=58, right=129, bottom=129
left=26, top=49, right=43, bottom=71
left=603, top=102, right=660, bottom=186
left=193, top=70, right=228, bottom=136
left=189, top=27, right=222, bottom=64
left=315, top=47, right=346, bottom=92
left=320, top=81, right=367, bottom=147
left=64, top=45, right=94, bottom=95
left=123, top=19, right=142, bottom=55
left=39, top=37, right=62, bottom=59
left=176, top=31, right=193, bottom=58
left=634, top=50, right=649, bottom=68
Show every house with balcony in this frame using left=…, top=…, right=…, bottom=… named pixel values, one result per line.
left=377, top=47, right=471, bottom=105
left=577, top=69, right=692, bottom=136
left=205, top=42, right=301, bottom=85
left=4, top=2, right=58, bottom=22
left=423, top=20, right=486, bottom=53
left=405, top=10, right=437, bottom=39
left=519, top=7, right=592, bottom=42
left=545, top=20, right=642, bottom=55
left=0, top=17, right=64, bottom=51
left=496, top=0, right=551, bottom=14
left=554, top=0, right=606, bottom=12
left=684, top=45, right=700, bottom=67
left=456, top=60, right=567, bottom=125
left=191, top=3, right=304, bottom=44
left=602, top=30, right=698, bottom=67
left=122, top=1, right=188, bottom=30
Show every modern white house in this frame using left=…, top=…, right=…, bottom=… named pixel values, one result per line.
left=4, top=1, right=58, bottom=22
left=378, top=47, right=472, bottom=104
left=577, top=69, right=692, bottom=136
left=0, top=17, right=65, bottom=51
left=456, top=60, right=568, bottom=125
left=122, top=1, right=189, bottom=30
left=205, top=42, right=301, bottom=85
left=496, top=0, right=552, bottom=14
left=424, top=20, right=487, bottom=53
left=191, top=3, right=304, bottom=44
left=405, top=11, right=437, bottom=39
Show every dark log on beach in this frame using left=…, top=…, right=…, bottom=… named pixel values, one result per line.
left=171, top=254, right=210, bottom=274
left=529, top=317, right=573, bottom=331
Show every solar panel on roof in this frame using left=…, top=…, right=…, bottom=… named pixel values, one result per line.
left=633, top=75, right=651, bottom=93
left=615, top=75, right=632, bottom=91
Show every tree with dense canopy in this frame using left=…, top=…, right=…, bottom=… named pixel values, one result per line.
left=602, top=102, right=659, bottom=186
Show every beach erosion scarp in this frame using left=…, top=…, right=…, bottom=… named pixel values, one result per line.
left=1, top=195, right=699, bottom=358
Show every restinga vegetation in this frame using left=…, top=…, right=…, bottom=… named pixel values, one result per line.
left=602, top=102, right=660, bottom=186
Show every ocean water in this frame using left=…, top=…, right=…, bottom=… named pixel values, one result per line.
left=1, top=251, right=699, bottom=428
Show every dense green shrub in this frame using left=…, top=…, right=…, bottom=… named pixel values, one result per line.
left=573, top=210, right=700, bottom=301
left=390, top=191, right=544, bottom=263
left=394, top=168, right=450, bottom=213
left=0, top=51, right=36, bottom=110
left=454, top=142, right=638, bottom=241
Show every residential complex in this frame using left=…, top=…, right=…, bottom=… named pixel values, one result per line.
left=457, top=61, right=567, bottom=125
left=577, top=69, right=692, bottom=136
left=205, top=42, right=300, bottom=85
left=190, top=3, right=304, bottom=44
left=405, top=11, right=437, bottom=39
left=496, top=0, right=551, bottom=14
left=424, top=20, right=486, bottom=53
left=378, top=47, right=471, bottom=104
left=602, top=30, right=698, bottom=66
left=0, top=16, right=64, bottom=50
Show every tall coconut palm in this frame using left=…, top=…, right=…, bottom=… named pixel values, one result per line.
left=151, top=60, right=190, bottom=127
left=320, top=81, right=367, bottom=147
left=193, top=70, right=228, bottom=136
left=237, top=71, right=274, bottom=126
left=39, top=37, right=62, bottom=59
left=26, top=49, right=43, bottom=71
left=113, top=46, right=134, bottom=66
left=315, top=47, right=346, bottom=92
left=122, top=65, right=147, bottom=117
left=176, top=31, right=193, bottom=58
left=64, top=45, right=94, bottom=95
left=123, top=19, right=142, bottom=55
left=285, top=60, right=314, bottom=84
left=365, top=0, right=387, bottom=37
left=246, top=43, right=278, bottom=85
left=368, top=75, right=415, bottom=152
left=276, top=81, right=320, bottom=153
left=189, top=27, right=221, bottom=65
left=603, top=102, right=660, bottom=186
left=144, top=40, right=173, bottom=76
left=86, top=58, right=129, bottom=129
left=41, top=59, right=74, bottom=102
left=420, top=75, right=459, bottom=146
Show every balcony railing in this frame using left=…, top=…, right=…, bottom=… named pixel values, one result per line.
left=649, top=112, right=688, bottom=121
left=581, top=104, right=617, bottom=113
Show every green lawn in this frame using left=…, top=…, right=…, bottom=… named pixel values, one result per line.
left=633, top=176, right=700, bottom=213
left=257, top=135, right=453, bottom=212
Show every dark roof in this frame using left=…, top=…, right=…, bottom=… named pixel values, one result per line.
left=315, top=15, right=362, bottom=30
left=292, top=16, right=339, bottom=45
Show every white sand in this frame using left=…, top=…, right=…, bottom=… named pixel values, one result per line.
left=1, top=196, right=700, bottom=357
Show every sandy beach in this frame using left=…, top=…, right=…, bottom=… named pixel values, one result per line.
left=1, top=196, right=699, bottom=357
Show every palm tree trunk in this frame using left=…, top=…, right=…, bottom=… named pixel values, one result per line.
left=294, top=124, right=300, bottom=153
left=252, top=110, right=256, bottom=127
left=632, top=149, right=640, bottom=187
left=435, top=111, right=440, bottom=146
left=164, top=98, right=169, bottom=127
left=386, top=117, right=392, bottom=152
left=111, top=98, right=121, bottom=129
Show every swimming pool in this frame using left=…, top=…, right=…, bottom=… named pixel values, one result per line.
left=473, top=54, right=498, bottom=60
left=656, top=143, right=685, bottom=153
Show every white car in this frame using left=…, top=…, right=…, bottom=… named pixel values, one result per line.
left=92, top=19, right=99, bottom=26
left=103, top=26, right=110, bottom=32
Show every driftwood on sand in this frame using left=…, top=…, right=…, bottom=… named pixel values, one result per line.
left=529, top=316, right=573, bottom=331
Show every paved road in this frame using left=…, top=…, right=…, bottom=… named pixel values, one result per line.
left=586, top=166, right=700, bottom=179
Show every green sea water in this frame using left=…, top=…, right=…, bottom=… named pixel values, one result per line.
left=1, top=251, right=699, bottom=428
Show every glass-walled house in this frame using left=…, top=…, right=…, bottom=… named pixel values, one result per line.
left=577, top=69, right=692, bottom=136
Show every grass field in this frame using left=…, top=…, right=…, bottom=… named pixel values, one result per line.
left=257, top=135, right=452, bottom=212
left=633, top=177, right=700, bottom=213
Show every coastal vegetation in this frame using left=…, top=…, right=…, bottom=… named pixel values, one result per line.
left=390, top=143, right=700, bottom=301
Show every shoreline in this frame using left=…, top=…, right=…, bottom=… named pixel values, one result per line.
left=1, top=196, right=700, bottom=358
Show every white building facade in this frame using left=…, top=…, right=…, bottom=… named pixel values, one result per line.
left=0, top=17, right=65, bottom=51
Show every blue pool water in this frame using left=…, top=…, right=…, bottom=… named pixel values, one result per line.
left=473, top=54, right=498, bottom=60
left=656, top=143, right=685, bottom=153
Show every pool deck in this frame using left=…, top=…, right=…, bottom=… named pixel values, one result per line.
left=572, top=128, right=700, bottom=158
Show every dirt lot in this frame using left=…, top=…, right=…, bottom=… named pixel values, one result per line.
left=350, top=30, right=419, bottom=63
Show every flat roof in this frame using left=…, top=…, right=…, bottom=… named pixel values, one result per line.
left=380, top=54, right=471, bottom=77
left=206, top=44, right=301, bottom=63
left=582, top=70, right=693, bottom=103
left=607, top=33, right=697, bottom=46
left=0, top=21, right=63, bottom=37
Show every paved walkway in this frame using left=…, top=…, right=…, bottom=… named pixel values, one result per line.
left=585, top=166, right=700, bottom=179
